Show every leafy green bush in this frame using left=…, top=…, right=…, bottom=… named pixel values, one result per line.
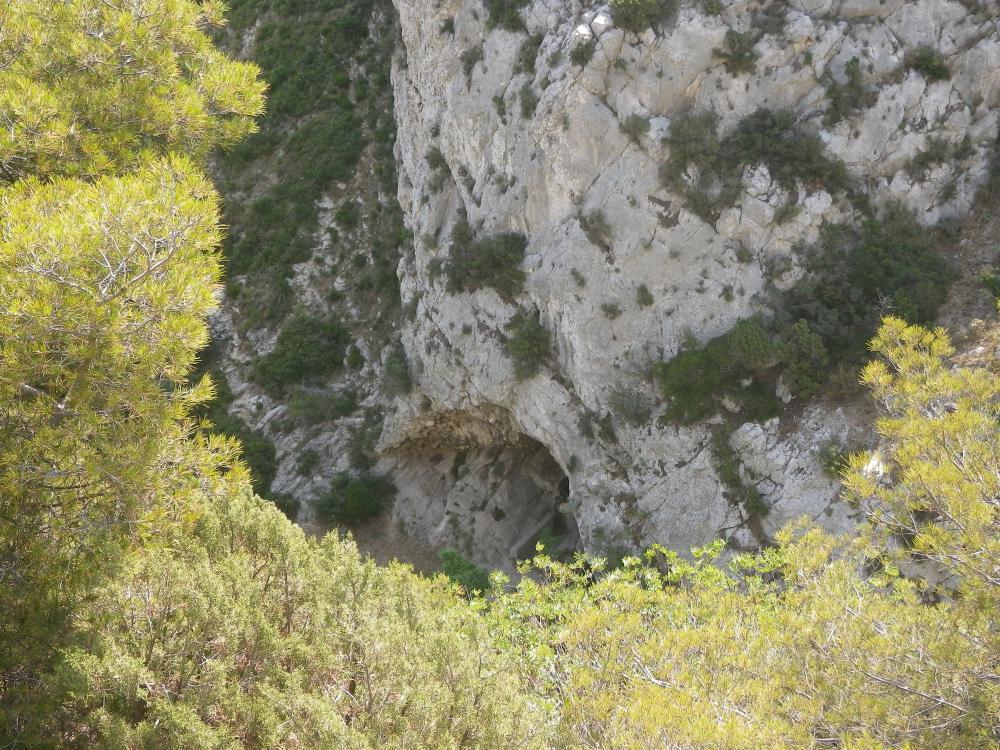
left=907, top=45, right=951, bottom=81
left=460, top=45, right=483, bottom=83
left=661, top=108, right=851, bottom=221
left=636, top=284, right=654, bottom=308
left=713, top=30, right=759, bottom=75
left=780, top=320, right=829, bottom=399
left=485, top=0, right=530, bottom=30
left=445, top=222, right=528, bottom=300
left=383, top=344, right=412, bottom=396
left=570, top=39, right=597, bottom=67
left=782, top=205, right=952, bottom=363
left=253, top=313, right=350, bottom=396
left=580, top=209, right=612, bottom=249
left=296, top=448, right=320, bottom=476
left=620, top=114, right=651, bottom=143
left=906, top=136, right=953, bottom=179
left=316, top=470, right=396, bottom=523
left=728, top=318, right=778, bottom=374
left=653, top=319, right=783, bottom=425
left=439, top=548, right=491, bottom=594
left=505, top=311, right=551, bottom=380
left=601, top=302, right=623, bottom=320
left=823, top=57, right=877, bottom=125
left=516, top=33, right=544, bottom=74
left=722, top=109, right=850, bottom=196
left=610, top=0, right=676, bottom=32
left=287, top=388, right=358, bottom=424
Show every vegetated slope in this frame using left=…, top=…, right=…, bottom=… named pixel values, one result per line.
left=200, top=0, right=411, bottom=521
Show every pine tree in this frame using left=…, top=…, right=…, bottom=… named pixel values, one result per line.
left=0, top=0, right=264, bottom=738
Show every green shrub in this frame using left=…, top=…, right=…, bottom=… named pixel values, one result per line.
left=653, top=321, right=783, bottom=425
left=823, top=57, right=877, bottom=125
left=818, top=440, right=853, bottom=479
left=620, top=114, right=651, bottom=143
left=906, top=136, right=952, bottom=179
left=287, top=388, right=358, bottom=424
left=438, top=548, right=491, bottom=594
left=601, top=302, right=623, bottom=320
left=661, top=108, right=852, bottom=221
left=252, top=313, right=350, bottom=396
left=460, top=45, right=483, bottom=83
left=653, top=339, right=729, bottom=424
left=445, top=222, right=528, bottom=300
left=727, top=318, right=778, bottom=374
left=636, top=284, right=654, bottom=308
left=713, top=30, right=758, bottom=75
left=425, top=147, right=447, bottom=171
left=316, top=471, right=396, bottom=523
left=783, top=205, right=952, bottom=362
left=657, top=208, right=951, bottom=422
left=570, top=39, right=596, bottom=67
left=516, top=33, right=544, bottom=74
left=296, top=448, right=320, bottom=476
left=383, top=344, right=412, bottom=396
left=335, top=199, right=360, bottom=229
left=610, top=0, right=676, bottom=33
left=505, top=311, right=551, bottom=380
left=907, top=45, right=951, bottom=81
left=773, top=203, right=801, bottom=225
left=722, top=109, right=850, bottom=195
left=485, top=0, right=530, bottom=30
left=346, top=344, right=365, bottom=369
left=580, top=209, right=612, bottom=249
left=780, top=320, right=829, bottom=399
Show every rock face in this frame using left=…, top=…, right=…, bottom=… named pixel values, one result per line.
left=384, top=0, right=1000, bottom=566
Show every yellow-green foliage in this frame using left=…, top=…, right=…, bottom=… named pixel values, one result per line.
left=49, top=482, right=546, bottom=749
left=0, top=0, right=263, bottom=182
left=846, top=317, right=1000, bottom=600
left=0, top=0, right=264, bottom=738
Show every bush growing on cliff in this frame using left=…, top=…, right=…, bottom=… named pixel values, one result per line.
left=570, top=38, right=597, bottom=66
left=611, top=0, right=676, bottom=32
left=907, top=45, right=951, bottom=81
left=661, top=108, right=852, bottom=222
left=505, top=311, right=551, bottom=380
left=445, top=222, right=528, bottom=300
left=653, top=319, right=783, bottom=424
left=485, top=0, right=530, bottom=30
left=655, top=205, right=953, bottom=424
left=620, top=114, right=651, bottom=143
left=823, top=56, right=877, bottom=125
left=316, top=470, right=397, bottom=523
left=713, top=30, right=759, bottom=75
left=252, top=313, right=351, bottom=396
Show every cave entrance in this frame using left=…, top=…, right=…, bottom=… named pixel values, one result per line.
left=384, top=424, right=575, bottom=572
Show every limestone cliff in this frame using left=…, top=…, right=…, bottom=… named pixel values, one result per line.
left=381, top=0, right=1000, bottom=566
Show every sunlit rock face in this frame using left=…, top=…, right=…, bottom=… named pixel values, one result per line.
left=385, top=0, right=999, bottom=562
